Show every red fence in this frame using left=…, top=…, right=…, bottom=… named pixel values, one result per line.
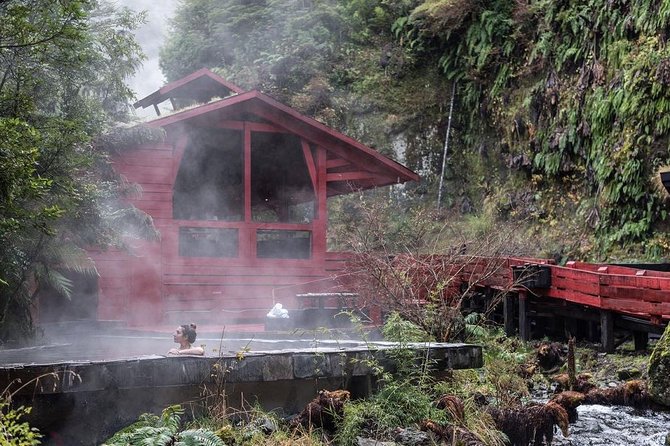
left=466, top=258, right=670, bottom=324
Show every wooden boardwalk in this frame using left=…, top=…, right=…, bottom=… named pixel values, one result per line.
left=456, top=256, right=670, bottom=352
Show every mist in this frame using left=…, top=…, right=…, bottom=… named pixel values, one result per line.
left=112, top=0, right=179, bottom=117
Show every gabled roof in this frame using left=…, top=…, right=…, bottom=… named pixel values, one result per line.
left=134, top=68, right=244, bottom=113
left=143, top=79, right=419, bottom=194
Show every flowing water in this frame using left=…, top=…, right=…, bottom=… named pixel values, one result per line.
left=553, top=404, right=670, bottom=445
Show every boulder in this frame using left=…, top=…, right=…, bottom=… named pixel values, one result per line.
left=648, top=323, right=670, bottom=407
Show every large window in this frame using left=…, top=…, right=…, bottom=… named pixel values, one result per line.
left=173, top=127, right=317, bottom=260
left=173, top=128, right=243, bottom=221
left=251, top=132, right=315, bottom=223
left=178, top=227, right=238, bottom=258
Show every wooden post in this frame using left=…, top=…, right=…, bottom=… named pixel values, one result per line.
left=588, top=321, right=597, bottom=343
left=311, top=146, right=327, bottom=262
left=600, top=310, right=614, bottom=353
left=504, top=294, right=515, bottom=336
left=243, top=123, right=251, bottom=223
left=519, top=291, right=530, bottom=341
left=564, top=317, right=577, bottom=339
left=633, top=331, right=648, bottom=351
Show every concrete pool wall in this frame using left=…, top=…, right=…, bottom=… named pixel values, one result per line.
left=0, top=338, right=482, bottom=445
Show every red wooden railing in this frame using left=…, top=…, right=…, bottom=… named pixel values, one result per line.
left=460, top=257, right=670, bottom=324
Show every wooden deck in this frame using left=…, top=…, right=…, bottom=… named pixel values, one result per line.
left=454, top=256, right=670, bottom=351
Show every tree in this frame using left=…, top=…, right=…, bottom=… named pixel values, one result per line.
left=0, top=0, right=150, bottom=341
left=160, top=0, right=347, bottom=104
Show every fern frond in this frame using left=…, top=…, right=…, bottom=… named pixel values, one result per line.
left=54, top=244, right=98, bottom=276
left=176, top=429, right=226, bottom=446
left=102, top=426, right=173, bottom=446
left=159, top=404, right=183, bottom=432
left=45, top=269, right=73, bottom=299
left=105, top=205, right=160, bottom=241
left=31, top=264, right=73, bottom=299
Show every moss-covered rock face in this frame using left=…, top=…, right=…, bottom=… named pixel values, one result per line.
left=648, top=324, right=670, bottom=407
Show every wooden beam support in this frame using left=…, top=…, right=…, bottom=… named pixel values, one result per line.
left=208, top=120, right=290, bottom=133
left=633, top=331, right=648, bottom=351
left=600, top=310, right=614, bottom=353
left=170, top=130, right=189, bottom=185
left=588, top=321, right=597, bottom=343
left=564, top=317, right=577, bottom=339
left=326, top=172, right=387, bottom=182
left=326, top=158, right=350, bottom=169
left=301, top=139, right=318, bottom=193
left=311, top=146, right=328, bottom=262
left=519, top=292, right=530, bottom=341
left=504, top=294, right=515, bottom=336
left=243, top=123, right=251, bottom=224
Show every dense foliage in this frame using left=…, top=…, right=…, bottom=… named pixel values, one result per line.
left=399, top=0, right=670, bottom=258
left=0, top=403, right=41, bottom=445
left=161, top=0, right=670, bottom=261
left=0, top=0, right=150, bottom=340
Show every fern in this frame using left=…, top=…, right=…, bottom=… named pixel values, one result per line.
left=176, top=429, right=226, bottom=446
left=32, top=264, right=73, bottom=299
left=103, top=405, right=226, bottom=446
left=159, top=404, right=183, bottom=433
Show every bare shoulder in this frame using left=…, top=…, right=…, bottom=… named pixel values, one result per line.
left=182, top=346, right=205, bottom=356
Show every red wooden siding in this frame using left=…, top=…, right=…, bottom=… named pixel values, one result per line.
left=92, top=137, right=352, bottom=325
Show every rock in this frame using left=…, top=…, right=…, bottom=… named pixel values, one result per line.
left=648, top=324, right=670, bottom=407
left=356, top=438, right=398, bottom=446
left=665, top=432, right=670, bottom=446
left=254, top=416, right=278, bottom=434
left=616, top=368, right=641, bottom=380
left=393, top=427, right=432, bottom=446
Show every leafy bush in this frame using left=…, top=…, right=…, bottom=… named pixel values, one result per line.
left=336, top=381, right=447, bottom=445
left=0, top=403, right=41, bottom=446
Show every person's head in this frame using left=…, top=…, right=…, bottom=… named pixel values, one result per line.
left=173, top=323, right=197, bottom=345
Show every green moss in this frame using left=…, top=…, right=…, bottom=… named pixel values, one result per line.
left=648, top=324, right=670, bottom=406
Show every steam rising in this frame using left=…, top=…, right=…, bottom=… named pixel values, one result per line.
left=112, top=0, right=179, bottom=117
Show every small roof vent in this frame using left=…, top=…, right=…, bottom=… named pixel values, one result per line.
left=133, top=68, right=244, bottom=116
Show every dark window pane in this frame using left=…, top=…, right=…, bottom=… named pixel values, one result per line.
left=179, top=227, right=238, bottom=258
left=174, top=128, right=244, bottom=221
left=251, top=132, right=315, bottom=223
left=256, top=230, right=311, bottom=259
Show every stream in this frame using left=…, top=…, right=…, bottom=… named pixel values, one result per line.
left=552, top=404, right=670, bottom=445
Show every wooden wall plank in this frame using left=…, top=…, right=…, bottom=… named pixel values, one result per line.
left=551, top=276, right=599, bottom=295
left=162, top=274, right=326, bottom=286
left=547, top=288, right=601, bottom=307
left=161, top=264, right=326, bottom=276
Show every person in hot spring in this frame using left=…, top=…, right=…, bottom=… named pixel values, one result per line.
left=168, top=323, right=205, bottom=356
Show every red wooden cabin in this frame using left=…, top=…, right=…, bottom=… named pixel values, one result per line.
left=79, top=69, right=418, bottom=327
